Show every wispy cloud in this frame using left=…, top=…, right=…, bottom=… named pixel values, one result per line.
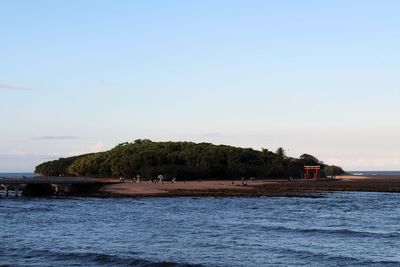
left=91, top=140, right=104, bottom=152
left=10, top=149, right=26, bottom=156
left=68, top=140, right=104, bottom=156
left=33, top=136, right=78, bottom=140
left=325, top=153, right=400, bottom=171
left=0, top=83, right=32, bottom=91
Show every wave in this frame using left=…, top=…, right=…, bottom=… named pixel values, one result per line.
left=0, top=205, right=54, bottom=213
left=260, top=225, right=400, bottom=238
left=21, top=249, right=206, bottom=267
left=270, top=246, right=400, bottom=266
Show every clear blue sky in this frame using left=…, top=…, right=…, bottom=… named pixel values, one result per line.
left=1, top=0, right=400, bottom=172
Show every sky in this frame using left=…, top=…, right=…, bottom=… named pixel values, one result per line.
left=1, top=0, right=400, bottom=172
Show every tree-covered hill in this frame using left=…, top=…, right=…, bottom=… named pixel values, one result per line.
left=34, top=139, right=345, bottom=179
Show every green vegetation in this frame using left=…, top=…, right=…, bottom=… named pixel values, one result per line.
left=35, top=139, right=345, bottom=179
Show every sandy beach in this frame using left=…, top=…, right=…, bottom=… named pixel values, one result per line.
left=97, top=175, right=400, bottom=198
left=99, top=179, right=274, bottom=196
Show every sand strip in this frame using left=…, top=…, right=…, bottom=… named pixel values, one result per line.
left=96, top=176, right=400, bottom=198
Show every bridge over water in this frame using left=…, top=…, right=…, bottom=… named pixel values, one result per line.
left=0, top=176, right=94, bottom=197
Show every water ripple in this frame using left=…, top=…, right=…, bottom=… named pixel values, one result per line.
left=1, top=192, right=399, bottom=266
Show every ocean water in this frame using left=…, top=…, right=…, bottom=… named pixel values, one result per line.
left=349, top=171, right=400, bottom=176
left=0, top=173, right=39, bottom=178
left=1, top=191, right=399, bottom=266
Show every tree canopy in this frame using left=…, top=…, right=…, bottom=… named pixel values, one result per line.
left=35, top=140, right=345, bottom=179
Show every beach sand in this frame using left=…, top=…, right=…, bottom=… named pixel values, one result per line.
left=99, top=179, right=275, bottom=196
left=97, top=175, right=400, bottom=198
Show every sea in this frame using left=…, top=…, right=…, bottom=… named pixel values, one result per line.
left=1, top=173, right=400, bottom=266
left=348, top=171, right=400, bottom=176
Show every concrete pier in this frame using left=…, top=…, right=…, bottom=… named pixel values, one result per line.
left=54, top=185, right=59, bottom=195
left=0, top=177, right=94, bottom=196
left=0, top=185, right=19, bottom=198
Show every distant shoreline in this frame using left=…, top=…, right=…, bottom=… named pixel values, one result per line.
left=96, top=175, right=400, bottom=198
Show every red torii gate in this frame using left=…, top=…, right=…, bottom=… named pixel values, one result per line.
left=304, top=166, right=320, bottom=179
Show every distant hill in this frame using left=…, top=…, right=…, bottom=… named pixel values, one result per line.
left=35, top=139, right=345, bottom=180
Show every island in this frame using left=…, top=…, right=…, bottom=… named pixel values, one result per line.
left=35, top=139, right=345, bottom=179
left=2, top=140, right=399, bottom=198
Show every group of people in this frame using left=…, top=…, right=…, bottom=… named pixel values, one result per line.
left=149, top=175, right=177, bottom=184
left=149, top=175, right=164, bottom=184
left=119, top=175, right=141, bottom=183
left=119, top=174, right=177, bottom=184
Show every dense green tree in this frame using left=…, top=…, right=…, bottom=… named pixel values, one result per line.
left=300, top=154, right=320, bottom=165
left=275, top=147, right=285, bottom=158
left=34, top=140, right=345, bottom=179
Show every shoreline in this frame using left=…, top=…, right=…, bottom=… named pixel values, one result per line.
left=96, top=175, right=400, bottom=198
